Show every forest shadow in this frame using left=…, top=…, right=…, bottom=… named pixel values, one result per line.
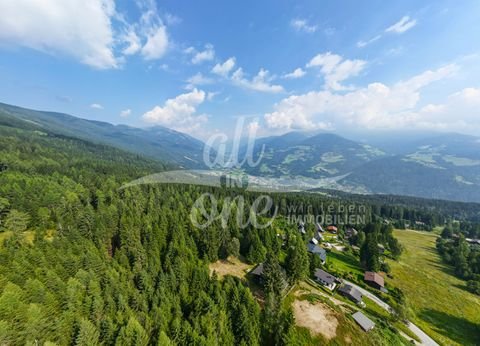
left=418, top=308, right=480, bottom=345
left=424, top=258, right=456, bottom=276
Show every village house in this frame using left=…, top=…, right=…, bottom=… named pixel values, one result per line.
left=327, top=225, right=338, bottom=233
left=338, top=284, right=364, bottom=305
left=316, top=223, right=325, bottom=233
left=250, top=263, right=264, bottom=283
left=352, top=311, right=375, bottom=332
left=315, top=232, right=324, bottom=241
left=345, top=227, right=358, bottom=239
left=364, top=271, right=385, bottom=290
left=307, top=243, right=327, bottom=264
left=298, top=221, right=306, bottom=234
left=466, top=238, right=480, bottom=245
left=310, top=237, right=319, bottom=245
left=251, top=263, right=288, bottom=292
left=313, top=269, right=338, bottom=290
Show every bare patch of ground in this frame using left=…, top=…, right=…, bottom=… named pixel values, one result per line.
left=209, top=256, right=252, bottom=279
left=293, top=299, right=339, bottom=340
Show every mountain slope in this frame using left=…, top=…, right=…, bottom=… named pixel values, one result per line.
left=244, top=132, right=386, bottom=178
left=341, top=134, right=480, bottom=202
left=0, top=102, right=207, bottom=169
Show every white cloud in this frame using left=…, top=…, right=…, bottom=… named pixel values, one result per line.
left=283, top=68, right=306, bottom=79
left=120, top=109, right=131, bottom=117
left=264, top=64, right=459, bottom=132
left=414, top=87, right=480, bottom=132
left=306, top=52, right=366, bottom=90
left=356, top=35, right=382, bottom=48
left=141, top=25, right=169, bottom=60
left=207, top=91, right=220, bottom=101
left=357, top=16, right=416, bottom=49
left=185, top=72, right=213, bottom=90
left=231, top=68, right=284, bottom=93
left=190, top=44, right=215, bottom=64
left=385, top=16, right=417, bottom=34
left=121, top=28, right=142, bottom=55
left=212, top=57, right=236, bottom=77
left=142, top=89, right=208, bottom=133
left=290, top=18, right=317, bottom=33
left=0, top=0, right=172, bottom=68
left=0, top=0, right=118, bottom=69
left=164, top=13, right=181, bottom=25
left=212, top=57, right=284, bottom=93
left=90, top=103, right=104, bottom=109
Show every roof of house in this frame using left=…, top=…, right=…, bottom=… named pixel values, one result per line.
left=316, top=223, right=325, bottom=232
left=307, top=244, right=327, bottom=261
left=352, top=311, right=375, bottom=331
left=251, top=263, right=264, bottom=276
left=338, top=284, right=363, bottom=303
left=314, top=269, right=337, bottom=285
left=364, top=272, right=385, bottom=287
left=327, top=225, right=338, bottom=231
left=314, top=232, right=324, bottom=241
left=345, top=228, right=358, bottom=236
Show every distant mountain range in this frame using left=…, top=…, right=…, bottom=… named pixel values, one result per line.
left=245, top=132, right=480, bottom=202
left=1, top=102, right=480, bottom=202
left=0, top=102, right=207, bottom=169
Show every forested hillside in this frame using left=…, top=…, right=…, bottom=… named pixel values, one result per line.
left=0, top=120, right=478, bottom=345
left=0, top=102, right=208, bottom=169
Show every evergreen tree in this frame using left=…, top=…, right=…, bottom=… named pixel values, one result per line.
left=284, top=236, right=309, bottom=284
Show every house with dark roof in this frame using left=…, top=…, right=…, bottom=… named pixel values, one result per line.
left=251, top=263, right=264, bottom=281
left=298, top=221, right=306, bottom=234
left=316, top=223, right=325, bottom=233
left=364, top=272, right=385, bottom=290
left=338, top=284, right=363, bottom=305
left=315, top=231, right=324, bottom=241
left=250, top=263, right=288, bottom=293
left=313, top=269, right=338, bottom=290
left=326, top=225, right=338, bottom=233
left=345, top=228, right=358, bottom=239
left=352, top=311, right=375, bottom=332
left=307, top=243, right=327, bottom=264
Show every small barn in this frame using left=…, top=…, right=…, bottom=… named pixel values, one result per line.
left=352, top=311, right=375, bottom=332
left=338, top=284, right=363, bottom=305
left=364, top=272, right=385, bottom=290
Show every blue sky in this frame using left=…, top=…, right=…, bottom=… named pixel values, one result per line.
left=0, top=0, right=480, bottom=140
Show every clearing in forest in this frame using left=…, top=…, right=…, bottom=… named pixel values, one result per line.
left=209, top=256, right=253, bottom=279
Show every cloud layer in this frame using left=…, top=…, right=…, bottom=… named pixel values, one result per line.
left=306, top=52, right=366, bottom=90
left=265, top=64, right=460, bottom=132
left=142, top=89, right=208, bottom=133
left=0, top=0, right=170, bottom=69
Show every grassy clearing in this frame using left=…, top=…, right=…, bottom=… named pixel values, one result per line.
left=209, top=256, right=253, bottom=279
left=387, top=230, right=480, bottom=346
left=326, top=249, right=364, bottom=279
left=0, top=229, right=55, bottom=247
